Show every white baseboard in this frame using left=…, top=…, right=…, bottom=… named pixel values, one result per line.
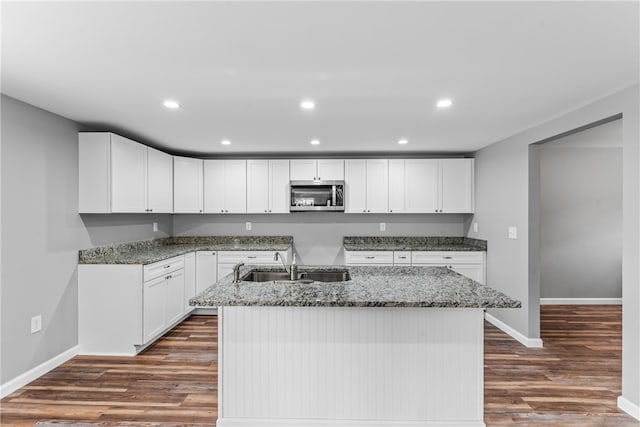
left=618, top=395, right=640, bottom=420
left=217, top=418, right=485, bottom=427
left=484, top=313, right=543, bottom=348
left=540, top=298, right=622, bottom=305
left=0, top=345, right=79, bottom=399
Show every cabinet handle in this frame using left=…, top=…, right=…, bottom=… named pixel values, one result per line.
left=398, top=256, right=407, bottom=259
left=247, top=256, right=257, bottom=259
left=164, top=265, right=171, bottom=269
left=443, top=256, right=453, bottom=259
left=166, top=275, right=172, bottom=280
left=365, top=256, right=375, bottom=259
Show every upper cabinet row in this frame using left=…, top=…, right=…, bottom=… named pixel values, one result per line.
left=79, top=132, right=474, bottom=214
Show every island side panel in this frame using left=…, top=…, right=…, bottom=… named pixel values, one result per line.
left=218, top=306, right=484, bottom=426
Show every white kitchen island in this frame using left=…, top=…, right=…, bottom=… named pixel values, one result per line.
left=191, top=265, right=520, bottom=427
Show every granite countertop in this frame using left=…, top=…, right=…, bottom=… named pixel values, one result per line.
left=78, top=236, right=293, bottom=265
left=190, top=265, right=520, bottom=309
left=343, top=236, right=487, bottom=251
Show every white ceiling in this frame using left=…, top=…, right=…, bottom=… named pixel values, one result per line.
left=2, top=1, right=638, bottom=156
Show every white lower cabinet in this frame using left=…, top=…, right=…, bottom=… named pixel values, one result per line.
left=345, top=250, right=486, bottom=284
left=79, top=255, right=188, bottom=356
left=196, top=251, right=218, bottom=293
left=184, top=252, right=196, bottom=313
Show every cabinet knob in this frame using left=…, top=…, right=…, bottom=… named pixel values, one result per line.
left=367, top=210, right=371, bottom=212
left=265, top=210, right=268, bottom=213
left=199, top=210, right=203, bottom=213
left=363, top=209, right=366, bottom=213
left=390, top=209, right=393, bottom=213
left=225, top=209, right=229, bottom=213
left=149, top=209, right=153, bottom=212
left=269, top=210, right=272, bottom=213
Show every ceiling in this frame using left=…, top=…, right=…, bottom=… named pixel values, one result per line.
left=2, top=1, right=638, bottom=156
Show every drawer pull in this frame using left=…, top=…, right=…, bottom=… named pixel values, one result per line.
left=398, top=256, right=407, bottom=259
left=443, top=256, right=453, bottom=259
left=164, top=265, right=171, bottom=269
left=365, top=256, right=375, bottom=259
left=247, top=256, right=257, bottom=259
left=166, top=275, right=172, bottom=280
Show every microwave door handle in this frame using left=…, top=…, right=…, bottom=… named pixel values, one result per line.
left=332, top=185, right=336, bottom=207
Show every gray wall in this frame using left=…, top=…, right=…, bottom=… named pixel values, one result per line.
left=173, top=213, right=466, bottom=265
left=469, top=84, right=639, bottom=407
left=540, top=120, right=622, bottom=299
left=0, top=95, right=172, bottom=384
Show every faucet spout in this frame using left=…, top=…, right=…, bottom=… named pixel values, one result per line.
left=232, top=262, right=244, bottom=283
left=274, top=252, right=289, bottom=274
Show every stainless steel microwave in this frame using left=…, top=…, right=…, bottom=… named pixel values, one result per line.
left=289, top=181, right=345, bottom=211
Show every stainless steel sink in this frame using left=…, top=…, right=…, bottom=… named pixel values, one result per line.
left=241, top=269, right=350, bottom=283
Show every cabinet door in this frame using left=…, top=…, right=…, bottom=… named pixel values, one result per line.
left=247, top=160, right=269, bottom=213
left=111, top=134, right=147, bottom=213
left=344, top=160, right=367, bottom=213
left=203, top=160, right=225, bottom=213
left=184, top=253, right=196, bottom=313
left=317, top=159, right=344, bottom=180
left=439, top=159, right=474, bottom=213
left=165, top=270, right=185, bottom=325
left=366, top=159, right=388, bottom=213
left=269, top=160, right=290, bottom=213
left=174, top=157, right=203, bottom=213
left=143, top=276, right=166, bottom=344
left=147, top=147, right=173, bottom=213
left=79, top=132, right=111, bottom=213
left=225, top=160, right=247, bottom=213
left=404, top=159, right=438, bottom=213
left=388, top=160, right=405, bottom=213
left=196, top=251, right=218, bottom=294
left=290, top=159, right=317, bottom=181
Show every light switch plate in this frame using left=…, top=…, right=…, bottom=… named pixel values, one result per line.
left=508, top=226, right=518, bottom=239
left=246, top=222, right=252, bottom=231
left=473, top=222, right=478, bottom=233
left=31, top=315, right=42, bottom=334
left=153, top=222, right=158, bottom=232
left=380, top=222, right=386, bottom=231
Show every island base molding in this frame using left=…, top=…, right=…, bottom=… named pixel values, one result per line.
left=218, top=306, right=485, bottom=425
left=217, top=419, right=486, bottom=427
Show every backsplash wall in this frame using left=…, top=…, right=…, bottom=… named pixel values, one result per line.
left=173, top=213, right=466, bottom=265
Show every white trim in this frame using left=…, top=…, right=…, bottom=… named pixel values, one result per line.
left=484, top=313, right=543, bottom=348
left=217, top=419, right=485, bottom=427
left=540, top=298, right=622, bottom=305
left=618, top=395, right=640, bottom=420
left=192, top=307, right=217, bottom=315
left=0, top=345, right=79, bottom=398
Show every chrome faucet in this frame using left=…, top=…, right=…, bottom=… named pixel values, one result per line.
left=274, top=252, right=298, bottom=280
left=232, top=262, right=244, bottom=283
left=274, top=252, right=289, bottom=273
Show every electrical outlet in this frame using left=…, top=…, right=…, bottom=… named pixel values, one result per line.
left=246, top=222, right=252, bottom=231
left=508, top=226, right=518, bottom=239
left=153, top=222, right=158, bottom=232
left=473, top=222, right=478, bottom=233
left=31, top=315, right=42, bottom=334
left=380, top=222, right=386, bottom=231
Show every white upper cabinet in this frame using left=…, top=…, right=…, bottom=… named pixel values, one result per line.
left=344, top=159, right=388, bottom=213
left=388, top=159, right=405, bottom=213
left=290, top=159, right=344, bottom=181
left=147, top=147, right=173, bottom=213
left=79, top=132, right=173, bottom=213
left=404, top=159, right=439, bottom=213
left=439, top=159, right=475, bottom=213
left=110, top=134, right=147, bottom=212
left=204, top=160, right=247, bottom=213
left=247, top=159, right=290, bottom=213
left=173, top=156, right=203, bottom=213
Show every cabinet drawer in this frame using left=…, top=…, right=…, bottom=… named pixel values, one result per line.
left=218, top=251, right=282, bottom=264
left=144, top=255, right=185, bottom=281
left=393, top=251, right=411, bottom=265
left=345, top=251, right=394, bottom=265
left=411, top=251, right=484, bottom=265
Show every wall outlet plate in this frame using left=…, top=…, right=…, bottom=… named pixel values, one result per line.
left=31, top=315, right=42, bottom=334
left=473, top=222, right=478, bottom=233
left=508, top=226, right=518, bottom=239
left=246, top=222, right=252, bottom=231
left=153, top=222, right=158, bottom=232
left=380, top=222, right=386, bottom=231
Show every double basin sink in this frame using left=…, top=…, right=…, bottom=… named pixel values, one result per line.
left=241, top=269, right=351, bottom=284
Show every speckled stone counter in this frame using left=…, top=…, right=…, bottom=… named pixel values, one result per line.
left=78, top=236, right=293, bottom=265
left=343, top=236, right=487, bottom=251
left=190, top=265, right=520, bottom=308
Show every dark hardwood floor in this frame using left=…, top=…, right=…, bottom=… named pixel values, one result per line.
left=1, top=307, right=638, bottom=426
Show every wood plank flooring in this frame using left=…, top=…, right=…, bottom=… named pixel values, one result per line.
left=1, top=306, right=638, bottom=426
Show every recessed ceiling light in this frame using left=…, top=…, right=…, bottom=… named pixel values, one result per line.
left=221, top=139, right=231, bottom=145
left=436, top=99, right=453, bottom=108
left=163, top=100, right=181, bottom=109
left=310, top=139, right=320, bottom=145
left=398, top=139, right=409, bottom=145
left=300, top=99, right=316, bottom=110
